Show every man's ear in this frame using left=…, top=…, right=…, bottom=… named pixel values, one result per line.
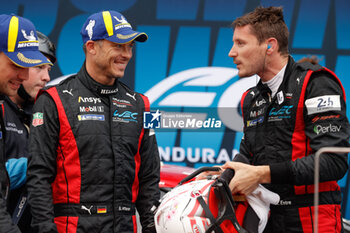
left=266, top=38, right=277, bottom=55
left=85, top=40, right=97, bottom=55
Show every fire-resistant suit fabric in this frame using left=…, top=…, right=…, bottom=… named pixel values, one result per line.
left=27, top=64, right=160, bottom=233
left=239, top=57, right=349, bottom=232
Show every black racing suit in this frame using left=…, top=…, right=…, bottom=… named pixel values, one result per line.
left=0, top=95, right=21, bottom=233
left=3, top=96, right=34, bottom=233
left=240, top=57, right=349, bottom=232
left=27, top=64, right=160, bottom=233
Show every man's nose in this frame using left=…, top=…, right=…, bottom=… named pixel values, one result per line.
left=42, top=69, right=51, bottom=83
left=122, top=46, right=133, bottom=59
left=228, top=46, right=237, bottom=58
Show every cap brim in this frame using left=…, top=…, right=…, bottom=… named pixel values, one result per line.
left=106, top=29, right=148, bottom=44
left=4, top=50, right=53, bottom=68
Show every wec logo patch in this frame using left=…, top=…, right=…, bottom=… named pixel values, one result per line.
left=32, top=112, right=44, bottom=127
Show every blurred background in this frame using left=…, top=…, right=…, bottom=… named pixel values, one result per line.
left=1, top=0, right=350, bottom=217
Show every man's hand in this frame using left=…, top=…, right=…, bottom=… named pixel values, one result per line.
left=222, top=162, right=271, bottom=195
left=195, top=166, right=223, bottom=180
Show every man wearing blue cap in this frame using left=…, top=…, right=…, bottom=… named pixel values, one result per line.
left=27, top=11, right=160, bottom=233
left=4, top=31, right=56, bottom=233
left=0, top=14, right=53, bottom=233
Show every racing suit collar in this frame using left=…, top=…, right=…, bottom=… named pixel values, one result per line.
left=78, top=62, right=119, bottom=95
left=283, top=56, right=296, bottom=81
left=256, top=56, right=296, bottom=100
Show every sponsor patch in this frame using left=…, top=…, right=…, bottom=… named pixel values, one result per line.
left=100, top=88, right=118, bottom=95
left=113, top=110, right=138, bottom=123
left=268, top=105, right=293, bottom=122
left=269, top=105, right=293, bottom=116
left=112, top=98, right=132, bottom=108
left=78, top=96, right=101, bottom=104
left=17, top=41, right=39, bottom=48
left=85, top=19, right=95, bottom=40
left=126, top=92, right=136, bottom=101
left=286, top=93, right=293, bottom=99
left=250, top=108, right=265, bottom=118
left=77, top=114, right=105, bottom=121
left=6, top=122, right=24, bottom=135
left=79, top=106, right=104, bottom=113
left=32, top=112, right=44, bottom=127
left=254, top=98, right=266, bottom=107
left=62, top=89, right=73, bottom=96
left=313, top=124, right=341, bottom=135
left=81, top=205, right=92, bottom=215
left=277, top=91, right=284, bottom=104
left=305, top=95, right=341, bottom=115
left=312, top=114, right=340, bottom=123
left=247, top=116, right=264, bottom=127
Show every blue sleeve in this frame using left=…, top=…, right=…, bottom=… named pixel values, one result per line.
left=5, top=157, right=27, bottom=190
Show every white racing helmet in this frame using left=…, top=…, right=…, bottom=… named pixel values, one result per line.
left=154, top=165, right=249, bottom=233
left=155, top=179, right=215, bottom=233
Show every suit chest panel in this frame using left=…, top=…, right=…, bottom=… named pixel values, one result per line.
left=244, top=82, right=303, bottom=151
left=57, top=88, right=142, bottom=139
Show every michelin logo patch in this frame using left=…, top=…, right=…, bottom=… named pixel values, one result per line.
left=305, top=95, right=341, bottom=115
left=78, top=114, right=105, bottom=121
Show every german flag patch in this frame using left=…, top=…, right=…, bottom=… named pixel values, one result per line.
left=97, top=206, right=107, bottom=214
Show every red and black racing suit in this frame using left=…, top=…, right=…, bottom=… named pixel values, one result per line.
left=240, top=57, right=349, bottom=232
left=27, top=64, right=160, bottom=233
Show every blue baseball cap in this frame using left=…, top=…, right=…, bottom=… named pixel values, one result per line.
left=81, top=10, right=148, bottom=44
left=0, top=14, right=53, bottom=68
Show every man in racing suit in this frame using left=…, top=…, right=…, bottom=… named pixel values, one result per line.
left=27, top=10, right=160, bottom=233
left=223, top=6, right=349, bottom=232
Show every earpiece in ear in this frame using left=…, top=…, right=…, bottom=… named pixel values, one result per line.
left=267, top=44, right=271, bottom=50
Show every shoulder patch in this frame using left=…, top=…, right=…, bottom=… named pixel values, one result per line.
left=305, top=95, right=341, bottom=115
left=32, top=112, right=44, bottom=127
